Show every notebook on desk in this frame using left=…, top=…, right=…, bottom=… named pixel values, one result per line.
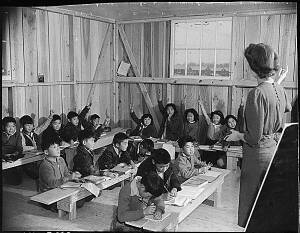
left=165, top=195, right=190, bottom=207
left=181, top=176, right=208, bottom=188
left=144, top=212, right=171, bottom=222
left=84, top=175, right=111, bottom=184
left=197, top=170, right=222, bottom=183
left=110, top=164, right=132, bottom=175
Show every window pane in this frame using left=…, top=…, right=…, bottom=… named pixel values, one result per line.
left=201, top=50, right=215, bottom=76
left=1, top=13, right=8, bottom=77
left=187, top=50, right=200, bottom=76
left=174, top=23, right=186, bottom=48
left=174, top=50, right=186, bottom=76
left=216, top=20, right=232, bottom=49
left=216, top=50, right=230, bottom=77
left=186, top=23, right=200, bottom=48
left=201, top=21, right=216, bottom=49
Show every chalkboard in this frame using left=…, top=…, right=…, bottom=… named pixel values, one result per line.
left=245, top=123, right=298, bottom=232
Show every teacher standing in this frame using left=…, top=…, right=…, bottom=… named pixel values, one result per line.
left=225, top=43, right=291, bottom=227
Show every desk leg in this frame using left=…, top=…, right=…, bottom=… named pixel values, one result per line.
left=213, top=186, right=222, bottom=208
left=58, top=209, right=64, bottom=218
left=226, top=156, right=236, bottom=170
left=57, top=195, right=77, bottom=220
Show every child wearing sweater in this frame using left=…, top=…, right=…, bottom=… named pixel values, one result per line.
left=114, top=171, right=165, bottom=231
left=38, top=139, right=82, bottom=212
left=174, top=136, right=205, bottom=184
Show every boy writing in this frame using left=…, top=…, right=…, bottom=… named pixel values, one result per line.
left=115, top=171, right=165, bottom=231
left=137, top=148, right=181, bottom=201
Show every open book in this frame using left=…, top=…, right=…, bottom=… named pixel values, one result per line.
left=182, top=176, right=208, bottom=188
left=110, top=164, right=132, bottom=175
left=178, top=186, right=205, bottom=200
left=164, top=195, right=190, bottom=207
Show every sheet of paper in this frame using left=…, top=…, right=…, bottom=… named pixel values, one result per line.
left=165, top=195, right=190, bottom=207
left=178, top=186, right=205, bottom=199
left=117, top=61, right=131, bottom=76
left=81, top=182, right=101, bottom=197
left=60, top=182, right=82, bottom=188
left=144, top=212, right=171, bottom=222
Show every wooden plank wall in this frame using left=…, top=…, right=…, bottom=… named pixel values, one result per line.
left=117, top=12, right=297, bottom=135
left=2, top=7, right=114, bottom=129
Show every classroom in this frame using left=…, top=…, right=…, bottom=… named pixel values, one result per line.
left=1, top=2, right=298, bottom=232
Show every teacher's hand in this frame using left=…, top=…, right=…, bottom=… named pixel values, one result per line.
left=224, top=129, right=242, bottom=141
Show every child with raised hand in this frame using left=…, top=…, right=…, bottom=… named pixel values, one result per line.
left=157, top=89, right=183, bottom=141
left=137, top=148, right=181, bottom=201
left=115, top=171, right=165, bottom=231
left=174, top=136, right=206, bottom=184
left=129, top=103, right=157, bottom=139
left=183, top=108, right=202, bottom=144
left=87, top=114, right=110, bottom=141
left=62, top=103, right=92, bottom=145
left=98, top=132, right=136, bottom=170
left=38, top=139, right=82, bottom=212
left=2, top=116, right=23, bottom=185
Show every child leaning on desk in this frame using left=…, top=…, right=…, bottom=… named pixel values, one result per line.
left=114, top=171, right=165, bottom=231
left=38, top=139, right=82, bottom=212
left=174, top=136, right=208, bottom=184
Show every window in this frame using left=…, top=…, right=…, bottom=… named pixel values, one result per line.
left=1, top=11, right=11, bottom=81
left=170, top=18, right=232, bottom=79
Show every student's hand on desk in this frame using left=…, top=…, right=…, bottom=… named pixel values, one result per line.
left=153, top=210, right=162, bottom=220
left=143, top=204, right=156, bottom=216
left=71, top=171, right=81, bottom=180
left=170, top=188, right=177, bottom=197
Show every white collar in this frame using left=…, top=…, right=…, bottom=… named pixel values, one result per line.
left=113, top=144, right=120, bottom=155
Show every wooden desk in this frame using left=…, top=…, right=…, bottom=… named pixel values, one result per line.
left=30, top=163, right=140, bottom=220
left=166, top=168, right=230, bottom=224
left=2, top=151, right=45, bottom=170
left=93, top=127, right=128, bottom=150
left=126, top=168, right=230, bottom=231
left=198, top=145, right=243, bottom=170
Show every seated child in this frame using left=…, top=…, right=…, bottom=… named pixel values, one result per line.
left=62, top=103, right=91, bottom=145
left=198, top=99, right=226, bottom=168
left=2, top=116, right=23, bottom=185
left=38, top=139, right=82, bottom=212
left=129, top=104, right=157, bottom=138
left=86, top=114, right=110, bottom=141
left=183, top=108, right=202, bottom=144
left=41, top=114, right=67, bottom=150
left=137, top=148, right=181, bottom=201
left=73, top=128, right=116, bottom=178
left=98, top=132, right=135, bottom=170
left=19, top=115, right=42, bottom=179
left=115, top=171, right=165, bottom=231
left=174, top=136, right=204, bottom=184
left=127, top=138, right=154, bottom=162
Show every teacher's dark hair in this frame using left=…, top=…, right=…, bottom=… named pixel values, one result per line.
left=244, top=43, right=280, bottom=79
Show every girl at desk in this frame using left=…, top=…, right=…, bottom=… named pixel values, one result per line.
left=114, top=172, right=165, bottom=231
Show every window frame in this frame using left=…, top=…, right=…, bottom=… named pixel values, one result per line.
left=170, top=17, right=233, bottom=80
left=1, top=11, right=11, bottom=81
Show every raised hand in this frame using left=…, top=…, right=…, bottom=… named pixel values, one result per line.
left=158, top=88, right=162, bottom=101
left=277, top=65, right=288, bottom=85
left=129, top=103, right=134, bottom=113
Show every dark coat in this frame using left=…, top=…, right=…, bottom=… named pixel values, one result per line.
left=73, top=144, right=97, bottom=177
left=41, top=126, right=63, bottom=150
left=98, top=144, right=132, bottom=170
left=129, top=111, right=157, bottom=138
left=2, top=132, right=23, bottom=155
left=136, top=157, right=181, bottom=192
left=157, top=100, right=183, bottom=141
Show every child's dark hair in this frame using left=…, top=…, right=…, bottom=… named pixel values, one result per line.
left=165, top=103, right=177, bottom=116
left=20, top=115, right=34, bottom=126
left=78, top=128, right=95, bottom=144
left=210, top=110, right=224, bottom=124
left=141, top=114, right=153, bottom=125
left=178, top=135, right=196, bottom=148
left=51, top=114, right=61, bottom=122
left=67, top=111, right=79, bottom=120
left=140, top=139, right=154, bottom=152
left=224, top=115, right=238, bottom=128
left=141, top=171, right=164, bottom=198
left=90, top=114, right=100, bottom=121
left=151, top=148, right=170, bottom=164
left=2, top=116, right=16, bottom=128
left=184, top=108, right=199, bottom=122
left=43, top=138, right=61, bottom=150
left=113, top=132, right=129, bottom=145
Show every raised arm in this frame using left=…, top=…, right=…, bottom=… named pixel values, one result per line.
left=34, top=110, right=54, bottom=135
left=237, top=96, right=245, bottom=133
left=157, top=89, right=165, bottom=114
left=276, top=66, right=288, bottom=85
left=129, top=104, right=140, bottom=125
left=198, top=98, right=211, bottom=125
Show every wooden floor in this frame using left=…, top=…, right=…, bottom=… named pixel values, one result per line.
left=2, top=168, right=244, bottom=231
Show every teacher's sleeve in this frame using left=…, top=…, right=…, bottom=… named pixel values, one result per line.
left=244, top=89, right=265, bottom=146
